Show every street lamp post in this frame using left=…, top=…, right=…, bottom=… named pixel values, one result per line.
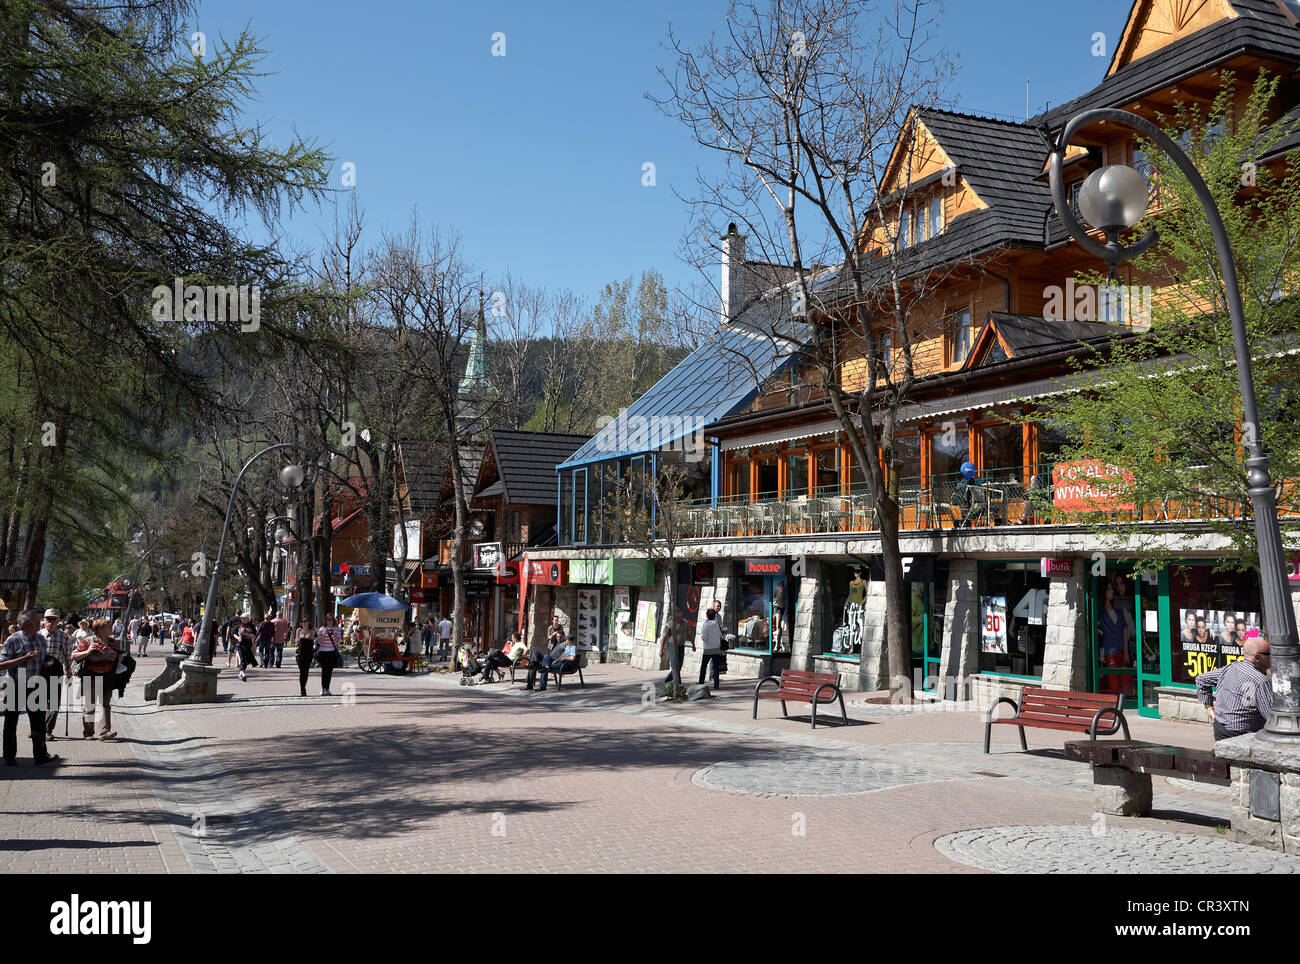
left=156, top=443, right=311, bottom=705
left=1046, top=107, right=1300, bottom=741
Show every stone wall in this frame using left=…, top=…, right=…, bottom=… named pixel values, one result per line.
left=629, top=565, right=671, bottom=672
left=1215, top=734, right=1300, bottom=853
left=790, top=558, right=822, bottom=672
left=1156, top=686, right=1211, bottom=723
left=1040, top=561, right=1087, bottom=691
left=938, top=558, right=978, bottom=699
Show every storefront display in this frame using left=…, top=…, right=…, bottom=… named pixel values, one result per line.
left=978, top=562, right=1049, bottom=677
left=1168, top=565, right=1261, bottom=685
left=612, top=586, right=634, bottom=651
left=575, top=589, right=601, bottom=651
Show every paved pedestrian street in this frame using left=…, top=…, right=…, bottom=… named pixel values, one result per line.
left=2, top=652, right=1290, bottom=875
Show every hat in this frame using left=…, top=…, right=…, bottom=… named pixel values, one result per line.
left=44, top=608, right=60, bottom=618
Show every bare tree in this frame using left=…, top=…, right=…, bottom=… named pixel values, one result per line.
left=655, top=0, right=962, bottom=697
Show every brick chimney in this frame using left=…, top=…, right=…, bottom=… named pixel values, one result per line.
left=720, top=222, right=746, bottom=326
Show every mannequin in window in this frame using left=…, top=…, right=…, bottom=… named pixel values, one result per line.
left=846, top=568, right=867, bottom=651
left=771, top=578, right=788, bottom=654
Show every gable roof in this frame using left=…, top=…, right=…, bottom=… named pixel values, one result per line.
left=484, top=430, right=590, bottom=506
left=965, top=313, right=1125, bottom=370
left=1035, top=0, right=1300, bottom=133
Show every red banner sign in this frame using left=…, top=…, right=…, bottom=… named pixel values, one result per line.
left=1052, top=460, right=1135, bottom=512
left=409, top=588, right=425, bottom=602
left=527, top=559, right=567, bottom=585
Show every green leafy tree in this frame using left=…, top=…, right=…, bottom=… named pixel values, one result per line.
left=1032, top=73, right=1300, bottom=572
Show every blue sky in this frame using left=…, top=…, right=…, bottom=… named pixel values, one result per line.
left=205, top=0, right=1136, bottom=307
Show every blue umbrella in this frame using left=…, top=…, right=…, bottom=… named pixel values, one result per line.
left=339, top=592, right=408, bottom=610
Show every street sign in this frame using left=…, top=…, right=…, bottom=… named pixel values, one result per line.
left=409, top=588, right=425, bottom=602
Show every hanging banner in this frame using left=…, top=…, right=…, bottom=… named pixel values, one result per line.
left=473, top=542, right=502, bottom=571
left=526, top=558, right=567, bottom=585
left=634, top=600, right=658, bottom=643
left=1052, top=460, right=1135, bottom=512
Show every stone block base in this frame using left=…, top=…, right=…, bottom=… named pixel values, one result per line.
left=686, top=683, right=712, bottom=701
left=1214, top=733, right=1300, bottom=853
left=1155, top=686, right=1211, bottom=723
left=157, top=661, right=222, bottom=705
left=144, top=654, right=186, bottom=701
left=1093, top=765, right=1152, bottom=816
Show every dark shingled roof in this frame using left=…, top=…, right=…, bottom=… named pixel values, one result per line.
left=974, top=312, right=1125, bottom=365
left=1034, top=0, right=1300, bottom=132
left=399, top=440, right=445, bottom=514
left=488, top=430, right=590, bottom=506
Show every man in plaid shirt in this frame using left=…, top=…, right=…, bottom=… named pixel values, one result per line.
left=38, top=609, right=73, bottom=741
left=1197, top=630, right=1272, bottom=740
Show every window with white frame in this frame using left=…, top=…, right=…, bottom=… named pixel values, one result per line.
left=929, top=196, right=943, bottom=236
left=948, top=308, right=973, bottom=365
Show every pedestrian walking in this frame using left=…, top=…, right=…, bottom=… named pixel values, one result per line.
left=314, top=616, right=341, bottom=696
left=70, top=617, right=121, bottom=741
left=698, top=608, right=724, bottom=690
left=422, top=617, right=435, bottom=661
left=136, top=617, right=152, bottom=656
left=437, top=613, right=453, bottom=660
left=255, top=614, right=275, bottom=668
left=1, top=610, right=58, bottom=766
left=236, top=615, right=256, bottom=681
left=38, top=609, right=73, bottom=742
left=294, top=619, right=316, bottom=697
left=271, top=611, right=289, bottom=668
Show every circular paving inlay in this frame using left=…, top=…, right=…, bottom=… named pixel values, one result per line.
left=693, top=751, right=955, bottom=797
left=935, top=826, right=1300, bottom=874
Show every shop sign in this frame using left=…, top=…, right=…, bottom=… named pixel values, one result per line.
left=495, top=560, right=520, bottom=585
left=1040, top=557, right=1075, bottom=578
left=409, top=588, right=424, bottom=602
left=692, top=562, right=713, bottom=586
left=569, top=559, right=610, bottom=584
left=421, top=570, right=438, bottom=589
left=745, top=557, right=786, bottom=578
left=1052, top=460, right=1135, bottom=512
left=473, top=542, right=502, bottom=571
left=526, top=559, right=567, bottom=585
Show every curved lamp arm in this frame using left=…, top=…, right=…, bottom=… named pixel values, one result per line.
left=1047, top=107, right=1300, bottom=740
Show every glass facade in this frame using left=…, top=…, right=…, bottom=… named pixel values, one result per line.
left=977, top=561, right=1050, bottom=678
left=1167, top=565, right=1261, bottom=686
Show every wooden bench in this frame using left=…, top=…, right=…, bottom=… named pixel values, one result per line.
left=1064, top=739, right=1230, bottom=816
left=374, top=640, right=420, bottom=674
left=984, top=687, right=1130, bottom=753
left=753, top=670, right=846, bottom=728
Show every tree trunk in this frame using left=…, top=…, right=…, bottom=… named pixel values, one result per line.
left=877, top=499, right=912, bottom=700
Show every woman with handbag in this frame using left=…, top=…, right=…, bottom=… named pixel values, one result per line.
left=314, top=616, right=341, bottom=696
left=71, top=618, right=120, bottom=740
left=294, top=619, right=316, bottom=697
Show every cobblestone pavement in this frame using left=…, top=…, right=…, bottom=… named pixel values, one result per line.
left=0, top=653, right=1257, bottom=873
left=936, top=826, right=1300, bottom=874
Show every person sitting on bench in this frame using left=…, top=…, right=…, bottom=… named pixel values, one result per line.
left=536, top=630, right=577, bottom=692
left=480, top=632, right=526, bottom=683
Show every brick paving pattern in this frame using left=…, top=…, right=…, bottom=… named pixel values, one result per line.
left=0, top=655, right=1268, bottom=873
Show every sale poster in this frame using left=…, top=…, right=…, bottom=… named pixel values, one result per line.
left=1174, top=607, right=1257, bottom=681
left=612, top=586, right=634, bottom=651
left=634, top=600, right=658, bottom=642
left=981, top=595, right=1007, bottom=654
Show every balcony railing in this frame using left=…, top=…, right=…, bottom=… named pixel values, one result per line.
left=663, top=465, right=1300, bottom=540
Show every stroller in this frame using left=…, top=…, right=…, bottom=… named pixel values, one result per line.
left=458, top=644, right=483, bottom=684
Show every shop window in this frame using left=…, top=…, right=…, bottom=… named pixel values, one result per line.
left=733, top=574, right=772, bottom=652
left=978, top=562, right=1049, bottom=678
left=1168, top=566, right=1261, bottom=687
left=817, top=564, right=869, bottom=658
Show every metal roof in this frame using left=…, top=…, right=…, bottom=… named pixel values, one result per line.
left=560, top=308, right=810, bottom=469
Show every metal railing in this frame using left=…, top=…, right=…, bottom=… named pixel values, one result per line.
left=663, top=464, right=1300, bottom=540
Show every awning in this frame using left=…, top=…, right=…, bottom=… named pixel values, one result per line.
left=719, top=417, right=842, bottom=452
left=895, top=375, right=1076, bottom=426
